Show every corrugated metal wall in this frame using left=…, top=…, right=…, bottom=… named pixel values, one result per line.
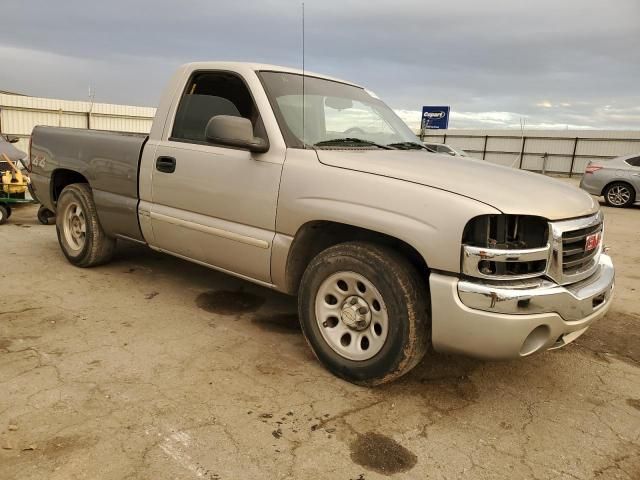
left=422, top=129, right=640, bottom=175
left=0, top=93, right=156, bottom=155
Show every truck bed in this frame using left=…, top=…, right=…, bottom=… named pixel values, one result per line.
left=30, top=126, right=148, bottom=242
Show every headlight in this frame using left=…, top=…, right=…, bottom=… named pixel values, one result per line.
left=461, top=215, right=550, bottom=280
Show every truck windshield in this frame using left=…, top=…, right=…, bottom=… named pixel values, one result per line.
left=259, top=71, right=420, bottom=149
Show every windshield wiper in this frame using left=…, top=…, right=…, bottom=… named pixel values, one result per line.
left=387, top=141, right=433, bottom=151
left=314, top=138, right=395, bottom=150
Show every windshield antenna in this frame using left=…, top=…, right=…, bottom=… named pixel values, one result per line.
left=302, top=2, right=305, bottom=149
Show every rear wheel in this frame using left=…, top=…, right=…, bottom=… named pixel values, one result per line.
left=56, top=183, right=115, bottom=267
left=298, top=242, right=430, bottom=385
left=0, top=205, right=7, bottom=225
left=604, top=182, right=635, bottom=208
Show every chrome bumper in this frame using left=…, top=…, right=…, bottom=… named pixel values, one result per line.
left=429, top=254, right=614, bottom=359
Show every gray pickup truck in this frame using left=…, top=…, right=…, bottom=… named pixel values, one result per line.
left=29, top=62, right=614, bottom=385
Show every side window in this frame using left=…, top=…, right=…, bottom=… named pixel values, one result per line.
left=171, top=71, right=267, bottom=144
left=625, top=156, right=640, bottom=167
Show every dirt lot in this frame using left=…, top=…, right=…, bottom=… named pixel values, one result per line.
left=1, top=185, right=639, bottom=479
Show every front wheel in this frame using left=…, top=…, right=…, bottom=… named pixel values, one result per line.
left=56, top=183, right=115, bottom=267
left=298, top=242, right=430, bottom=385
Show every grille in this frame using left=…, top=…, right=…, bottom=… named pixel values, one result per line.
left=561, top=223, right=602, bottom=275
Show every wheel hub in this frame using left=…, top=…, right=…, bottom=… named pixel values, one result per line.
left=62, top=201, right=86, bottom=251
left=315, top=271, right=389, bottom=362
left=340, top=296, right=371, bottom=331
left=608, top=185, right=630, bottom=206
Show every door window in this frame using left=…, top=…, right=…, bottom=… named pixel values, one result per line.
left=171, top=71, right=267, bottom=144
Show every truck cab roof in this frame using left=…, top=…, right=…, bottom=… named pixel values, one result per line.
left=179, top=62, right=361, bottom=88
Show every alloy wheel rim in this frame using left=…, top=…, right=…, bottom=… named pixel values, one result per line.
left=315, top=271, right=389, bottom=361
left=63, top=201, right=87, bottom=251
left=607, top=185, right=630, bottom=206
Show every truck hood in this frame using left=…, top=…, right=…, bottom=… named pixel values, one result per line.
left=317, top=150, right=599, bottom=221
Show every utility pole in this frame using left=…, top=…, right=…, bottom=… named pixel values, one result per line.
left=87, top=86, right=95, bottom=130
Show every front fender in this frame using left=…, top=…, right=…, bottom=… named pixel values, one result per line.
left=274, top=149, right=499, bottom=275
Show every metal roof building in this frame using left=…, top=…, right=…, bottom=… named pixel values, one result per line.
left=0, top=93, right=156, bottom=155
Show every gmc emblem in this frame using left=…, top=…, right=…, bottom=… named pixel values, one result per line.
left=585, top=232, right=601, bottom=251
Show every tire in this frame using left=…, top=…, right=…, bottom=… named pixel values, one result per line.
left=37, top=205, right=55, bottom=225
left=4, top=205, right=11, bottom=218
left=298, top=242, right=430, bottom=385
left=0, top=205, right=7, bottom=225
left=603, top=182, right=635, bottom=208
left=56, top=183, right=116, bottom=267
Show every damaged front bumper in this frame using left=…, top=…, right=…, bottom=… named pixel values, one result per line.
left=429, top=254, right=614, bottom=359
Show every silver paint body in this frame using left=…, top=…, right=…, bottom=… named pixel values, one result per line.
left=29, top=62, right=614, bottom=360
left=579, top=153, right=640, bottom=204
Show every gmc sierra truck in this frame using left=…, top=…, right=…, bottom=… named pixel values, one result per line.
left=29, top=62, right=614, bottom=385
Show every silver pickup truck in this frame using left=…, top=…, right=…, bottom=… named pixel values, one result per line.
left=29, top=62, right=614, bottom=385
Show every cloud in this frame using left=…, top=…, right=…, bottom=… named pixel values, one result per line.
left=537, top=101, right=553, bottom=108
left=1, top=0, right=639, bottom=129
left=0, top=45, right=174, bottom=105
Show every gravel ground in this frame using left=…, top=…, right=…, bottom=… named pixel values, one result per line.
left=1, top=184, right=639, bottom=479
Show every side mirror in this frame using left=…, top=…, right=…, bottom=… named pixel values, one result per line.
left=6, top=136, right=19, bottom=144
left=205, top=115, right=269, bottom=153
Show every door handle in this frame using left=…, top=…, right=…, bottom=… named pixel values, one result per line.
left=156, top=156, right=176, bottom=173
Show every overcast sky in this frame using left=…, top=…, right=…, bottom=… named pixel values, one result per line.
left=1, top=0, right=639, bottom=130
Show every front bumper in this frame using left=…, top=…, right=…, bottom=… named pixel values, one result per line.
left=429, top=254, right=614, bottom=359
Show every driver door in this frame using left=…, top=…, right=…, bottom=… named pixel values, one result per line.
left=148, top=70, right=284, bottom=283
